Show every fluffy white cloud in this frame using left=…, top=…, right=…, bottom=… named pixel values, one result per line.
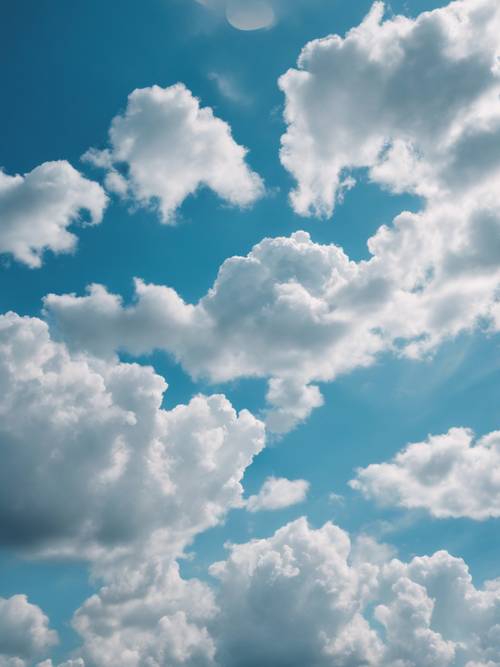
left=209, top=518, right=383, bottom=667
left=83, top=84, right=263, bottom=223
left=351, top=427, right=500, bottom=519
left=279, top=0, right=500, bottom=217
left=245, top=476, right=309, bottom=512
left=0, top=161, right=107, bottom=267
left=49, top=517, right=500, bottom=666
left=264, top=377, right=324, bottom=434
left=208, top=518, right=500, bottom=667
left=44, top=187, right=500, bottom=431
left=72, top=560, right=217, bottom=667
left=0, top=595, right=57, bottom=667
left=0, top=312, right=264, bottom=559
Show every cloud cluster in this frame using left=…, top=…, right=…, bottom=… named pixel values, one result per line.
left=84, top=84, right=264, bottom=223
left=65, top=518, right=500, bottom=666
left=41, top=1, right=500, bottom=431
left=351, top=427, right=500, bottom=519
left=0, top=161, right=107, bottom=268
left=0, top=595, right=57, bottom=667
left=209, top=518, right=500, bottom=667
left=245, top=476, right=309, bottom=512
left=3, top=2, right=500, bottom=665
left=0, top=312, right=264, bottom=559
left=279, top=0, right=500, bottom=217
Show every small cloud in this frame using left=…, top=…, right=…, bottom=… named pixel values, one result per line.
left=207, top=71, right=250, bottom=105
left=246, top=476, right=309, bottom=512
left=328, top=492, right=344, bottom=505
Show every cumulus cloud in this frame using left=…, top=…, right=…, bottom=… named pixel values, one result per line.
left=279, top=0, right=500, bottom=217
left=72, top=560, right=217, bottom=667
left=0, top=161, right=107, bottom=267
left=264, top=377, right=324, bottom=434
left=0, top=312, right=264, bottom=559
left=83, top=83, right=263, bottom=223
left=44, top=188, right=500, bottom=432
left=207, top=518, right=500, bottom=667
left=351, top=427, right=500, bottom=519
left=245, top=476, right=309, bottom=512
left=0, top=595, right=57, bottom=667
left=209, top=518, right=383, bottom=667
left=37, top=516, right=500, bottom=666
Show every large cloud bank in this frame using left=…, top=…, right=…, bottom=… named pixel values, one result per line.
left=61, top=518, right=500, bottom=667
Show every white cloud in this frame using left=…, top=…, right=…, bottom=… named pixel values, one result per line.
left=208, top=518, right=500, bottom=667
left=279, top=0, right=500, bottom=217
left=0, top=595, right=57, bottom=667
left=0, top=312, right=264, bottom=559
left=245, top=476, right=309, bottom=512
left=43, top=517, right=500, bottom=666
left=72, top=560, right=217, bottom=667
left=83, top=83, right=264, bottom=223
left=44, top=188, right=500, bottom=432
left=351, top=427, right=500, bottom=519
left=209, top=518, right=383, bottom=667
left=264, top=377, right=324, bottom=434
left=0, top=161, right=107, bottom=267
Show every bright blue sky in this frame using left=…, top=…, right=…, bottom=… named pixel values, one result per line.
left=1, top=1, right=499, bottom=665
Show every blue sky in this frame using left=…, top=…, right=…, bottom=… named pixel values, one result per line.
left=1, top=1, right=500, bottom=666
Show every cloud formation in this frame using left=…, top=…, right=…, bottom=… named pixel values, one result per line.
left=43, top=1, right=500, bottom=431
left=210, top=518, right=500, bottom=667
left=83, top=84, right=264, bottom=223
left=0, top=312, right=264, bottom=559
left=0, top=595, right=57, bottom=667
left=245, top=476, right=309, bottom=512
left=72, top=560, right=217, bottom=667
left=67, top=518, right=500, bottom=666
left=279, top=0, right=500, bottom=217
left=3, top=1, right=500, bottom=666
left=0, top=161, right=107, bottom=267
left=45, top=188, right=500, bottom=432
left=351, top=427, right=500, bottom=519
